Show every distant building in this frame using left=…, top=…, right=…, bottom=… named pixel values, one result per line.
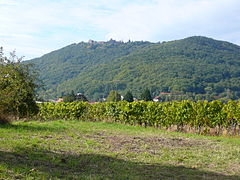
left=76, top=93, right=88, bottom=102
left=153, top=96, right=161, bottom=102
left=160, top=92, right=174, bottom=95
left=35, top=101, right=43, bottom=103
left=102, top=98, right=106, bottom=102
left=133, top=98, right=139, bottom=101
left=88, top=39, right=95, bottom=43
left=88, top=101, right=97, bottom=104
left=56, top=98, right=64, bottom=103
left=121, top=95, right=124, bottom=101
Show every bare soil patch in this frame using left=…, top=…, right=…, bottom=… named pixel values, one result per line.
left=84, top=131, right=214, bottom=153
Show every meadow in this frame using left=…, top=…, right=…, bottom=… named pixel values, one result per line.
left=1, top=120, right=240, bottom=179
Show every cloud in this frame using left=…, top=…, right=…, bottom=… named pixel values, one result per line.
left=96, top=0, right=240, bottom=42
left=0, top=0, right=239, bottom=59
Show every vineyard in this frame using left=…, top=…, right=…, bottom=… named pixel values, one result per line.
left=37, top=100, right=240, bottom=135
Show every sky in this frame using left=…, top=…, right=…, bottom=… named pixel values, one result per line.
left=1, top=0, right=240, bottom=59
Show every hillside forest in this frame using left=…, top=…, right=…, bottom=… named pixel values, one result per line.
left=27, top=36, right=240, bottom=102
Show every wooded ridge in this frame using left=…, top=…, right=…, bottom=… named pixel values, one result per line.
left=27, top=36, right=240, bottom=101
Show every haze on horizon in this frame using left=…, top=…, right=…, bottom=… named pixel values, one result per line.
left=1, top=0, right=240, bottom=59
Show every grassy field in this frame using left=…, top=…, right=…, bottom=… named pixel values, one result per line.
left=0, top=120, right=240, bottom=179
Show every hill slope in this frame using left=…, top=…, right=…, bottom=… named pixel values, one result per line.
left=28, top=36, right=240, bottom=101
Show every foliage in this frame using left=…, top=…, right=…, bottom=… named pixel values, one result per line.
left=140, top=88, right=152, bottom=101
left=106, top=90, right=121, bottom=102
left=63, top=91, right=88, bottom=102
left=62, top=90, right=75, bottom=102
left=0, top=48, right=38, bottom=120
left=123, top=90, right=134, bottom=102
left=37, top=102, right=89, bottom=120
left=37, top=100, right=240, bottom=135
left=27, top=36, right=240, bottom=101
left=27, top=40, right=151, bottom=100
left=63, top=95, right=76, bottom=102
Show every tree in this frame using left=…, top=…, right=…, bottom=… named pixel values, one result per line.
left=106, top=90, right=121, bottom=102
left=63, top=90, right=75, bottom=102
left=63, top=91, right=88, bottom=102
left=63, top=94, right=75, bottom=102
left=123, top=90, right=134, bottom=102
left=0, top=48, right=39, bottom=123
left=75, top=93, right=88, bottom=102
left=140, top=88, right=152, bottom=101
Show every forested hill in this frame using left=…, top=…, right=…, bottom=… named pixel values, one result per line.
left=28, top=36, right=240, bottom=101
